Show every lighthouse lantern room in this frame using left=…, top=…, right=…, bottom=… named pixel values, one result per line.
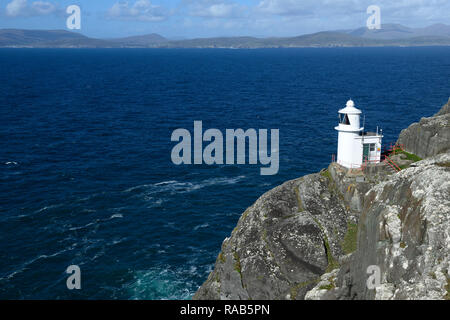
left=335, top=100, right=383, bottom=169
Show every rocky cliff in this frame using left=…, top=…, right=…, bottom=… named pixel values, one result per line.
left=306, top=152, right=449, bottom=300
left=397, top=98, right=450, bottom=159
left=194, top=99, right=450, bottom=300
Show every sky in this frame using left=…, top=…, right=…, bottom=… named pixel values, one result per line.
left=0, top=0, right=449, bottom=39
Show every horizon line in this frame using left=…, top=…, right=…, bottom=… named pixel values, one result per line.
left=2, top=22, right=450, bottom=41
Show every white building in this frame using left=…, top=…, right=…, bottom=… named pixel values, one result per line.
left=335, top=100, right=383, bottom=169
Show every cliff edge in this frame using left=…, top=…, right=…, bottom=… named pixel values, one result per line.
left=194, top=99, right=450, bottom=300
left=397, top=98, right=450, bottom=159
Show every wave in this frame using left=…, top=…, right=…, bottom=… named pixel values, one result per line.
left=123, top=175, right=246, bottom=197
left=0, top=248, right=69, bottom=281
left=193, top=223, right=209, bottom=231
left=68, top=220, right=98, bottom=231
left=5, top=203, right=64, bottom=222
left=68, top=213, right=125, bottom=231
left=34, top=204, right=63, bottom=214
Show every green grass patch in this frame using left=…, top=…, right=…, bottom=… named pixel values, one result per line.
left=324, top=239, right=340, bottom=273
left=312, top=217, right=340, bottom=273
left=319, top=276, right=336, bottom=291
left=341, top=222, right=358, bottom=255
left=320, top=169, right=332, bottom=180
left=233, top=252, right=241, bottom=274
left=397, top=150, right=422, bottom=162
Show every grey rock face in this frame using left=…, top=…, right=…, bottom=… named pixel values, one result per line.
left=329, top=162, right=392, bottom=215
left=193, top=172, right=354, bottom=300
left=304, top=269, right=340, bottom=300
left=194, top=99, right=450, bottom=300
left=435, top=98, right=450, bottom=116
left=397, top=98, right=450, bottom=159
left=308, top=152, right=450, bottom=300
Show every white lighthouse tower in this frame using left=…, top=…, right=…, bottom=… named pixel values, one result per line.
left=335, top=100, right=383, bottom=169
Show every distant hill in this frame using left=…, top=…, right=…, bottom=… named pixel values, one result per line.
left=348, top=23, right=450, bottom=40
left=109, top=33, right=168, bottom=47
left=1, top=24, right=450, bottom=48
left=0, top=29, right=113, bottom=48
left=417, top=23, right=450, bottom=38
left=161, top=31, right=450, bottom=48
left=274, top=31, right=384, bottom=47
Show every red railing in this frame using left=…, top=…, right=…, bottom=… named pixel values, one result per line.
left=384, top=155, right=402, bottom=172
left=382, top=143, right=404, bottom=155
left=361, top=158, right=380, bottom=170
left=380, top=142, right=405, bottom=172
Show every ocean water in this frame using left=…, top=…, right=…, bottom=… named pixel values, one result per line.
left=0, top=47, right=449, bottom=299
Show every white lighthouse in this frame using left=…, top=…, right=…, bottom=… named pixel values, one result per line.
left=335, top=100, right=383, bottom=169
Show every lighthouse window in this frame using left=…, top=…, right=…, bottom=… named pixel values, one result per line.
left=345, top=115, right=350, bottom=125
left=341, top=114, right=350, bottom=125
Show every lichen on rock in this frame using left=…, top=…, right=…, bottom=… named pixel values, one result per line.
left=194, top=172, right=353, bottom=300
left=323, top=152, right=450, bottom=300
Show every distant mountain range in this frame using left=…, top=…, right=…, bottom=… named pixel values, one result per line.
left=1, top=24, right=450, bottom=48
left=346, top=23, right=450, bottom=40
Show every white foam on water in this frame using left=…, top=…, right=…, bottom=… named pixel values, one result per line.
left=144, top=197, right=165, bottom=208
left=126, top=267, right=198, bottom=300
left=34, top=204, right=63, bottom=214
left=68, top=220, right=98, bottom=231
left=189, top=265, right=198, bottom=274
left=0, top=248, right=69, bottom=281
left=154, top=180, right=178, bottom=186
left=68, top=213, right=123, bottom=232
left=193, top=223, right=209, bottom=231
left=123, top=175, right=246, bottom=198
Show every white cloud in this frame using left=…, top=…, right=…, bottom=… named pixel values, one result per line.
left=256, top=0, right=450, bottom=19
left=250, top=0, right=450, bottom=34
left=172, top=0, right=450, bottom=38
left=31, top=1, right=56, bottom=15
left=107, top=0, right=167, bottom=22
left=5, top=0, right=58, bottom=17
left=255, top=0, right=368, bottom=17
left=184, top=0, right=245, bottom=19
left=6, top=0, right=27, bottom=16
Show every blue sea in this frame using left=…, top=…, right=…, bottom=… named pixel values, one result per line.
left=0, top=47, right=449, bottom=299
